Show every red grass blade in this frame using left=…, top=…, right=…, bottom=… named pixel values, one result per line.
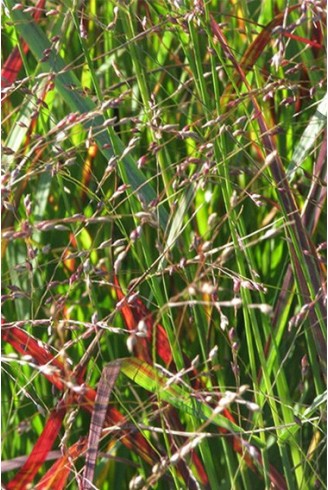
left=220, top=5, right=299, bottom=109
left=35, top=440, right=87, bottom=490
left=282, top=31, right=322, bottom=48
left=114, top=275, right=172, bottom=365
left=6, top=400, right=67, bottom=490
left=1, top=0, right=45, bottom=92
left=2, top=324, right=66, bottom=390
left=2, top=322, right=161, bottom=481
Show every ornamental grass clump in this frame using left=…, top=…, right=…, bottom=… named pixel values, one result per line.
left=2, top=1, right=326, bottom=489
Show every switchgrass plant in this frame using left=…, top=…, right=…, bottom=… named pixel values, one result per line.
left=1, top=1, right=326, bottom=489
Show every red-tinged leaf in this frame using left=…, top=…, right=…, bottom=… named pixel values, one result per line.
left=2, top=450, right=61, bottom=474
left=282, top=31, right=322, bottom=49
left=114, top=274, right=138, bottom=330
left=1, top=319, right=278, bottom=486
left=35, top=439, right=87, bottom=490
left=218, top=5, right=299, bottom=109
left=83, top=362, right=121, bottom=490
left=2, top=324, right=66, bottom=390
left=8, top=317, right=188, bottom=483
left=36, top=403, right=159, bottom=489
left=6, top=399, right=67, bottom=490
left=2, top=323, right=160, bottom=471
left=1, top=43, right=29, bottom=88
left=114, top=275, right=172, bottom=365
left=3, top=322, right=276, bottom=486
left=1, top=0, right=45, bottom=90
left=36, top=464, right=71, bottom=490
